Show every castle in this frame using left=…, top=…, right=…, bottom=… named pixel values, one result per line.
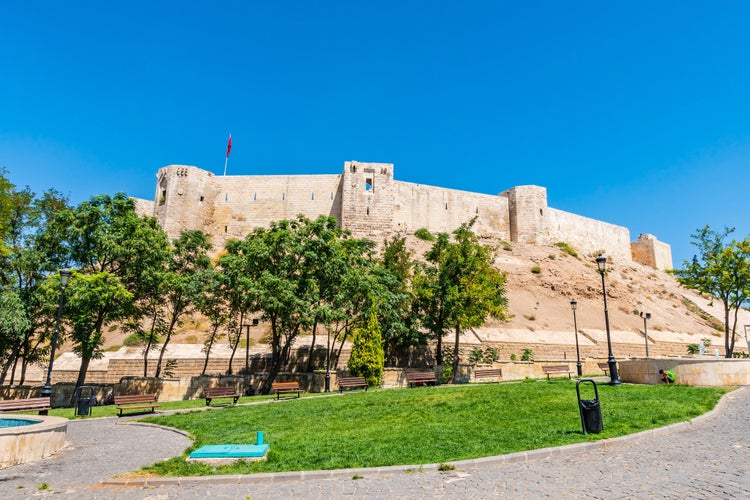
left=135, top=161, right=672, bottom=269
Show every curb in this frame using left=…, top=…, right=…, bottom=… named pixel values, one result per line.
left=100, top=386, right=744, bottom=488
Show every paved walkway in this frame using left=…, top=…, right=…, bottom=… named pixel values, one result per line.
left=1, top=388, right=748, bottom=499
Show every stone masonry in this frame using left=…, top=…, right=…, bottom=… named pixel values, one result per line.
left=138, top=161, right=673, bottom=269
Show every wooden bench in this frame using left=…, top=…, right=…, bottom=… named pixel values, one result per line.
left=338, top=376, right=368, bottom=392
left=542, top=365, right=573, bottom=380
left=474, top=368, right=503, bottom=382
left=598, top=362, right=610, bottom=376
left=114, top=394, right=160, bottom=417
left=271, top=381, right=302, bottom=399
left=406, top=371, right=437, bottom=387
left=0, top=397, right=51, bottom=415
left=204, top=386, right=241, bottom=406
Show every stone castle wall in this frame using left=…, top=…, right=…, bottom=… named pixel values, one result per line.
left=138, top=161, right=672, bottom=268
left=631, top=233, right=673, bottom=270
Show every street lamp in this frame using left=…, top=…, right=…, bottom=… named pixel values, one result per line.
left=41, top=269, right=71, bottom=409
left=243, top=318, right=259, bottom=395
left=640, top=312, right=651, bottom=358
left=596, top=255, right=621, bottom=386
left=570, top=299, right=582, bottom=376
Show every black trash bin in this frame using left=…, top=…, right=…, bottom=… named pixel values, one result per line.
left=74, top=386, right=96, bottom=417
left=576, top=379, right=603, bottom=434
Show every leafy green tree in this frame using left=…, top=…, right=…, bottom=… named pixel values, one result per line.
left=217, top=239, right=259, bottom=375
left=673, top=226, right=750, bottom=358
left=378, top=236, right=421, bottom=359
left=153, top=230, right=212, bottom=377
left=196, top=267, right=230, bottom=375
left=347, top=308, right=385, bottom=386
left=0, top=181, right=69, bottom=385
left=0, top=289, right=30, bottom=384
left=61, top=193, right=169, bottom=390
left=415, top=219, right=508, bottom=381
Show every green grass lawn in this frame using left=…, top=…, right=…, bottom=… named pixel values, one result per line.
left=130, top=381, right=730, bottom=477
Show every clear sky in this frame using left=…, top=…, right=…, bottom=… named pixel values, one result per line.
left=2, top=1, right=749, bottom=267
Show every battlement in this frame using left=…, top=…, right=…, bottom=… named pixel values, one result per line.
left=136, top=162, right=671, bottom=269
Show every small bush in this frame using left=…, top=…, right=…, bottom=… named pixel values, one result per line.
left=686, top=343, right=700, bottom=355
left=530, top=266, right=541, bottom=274
left=438, top=463, right=456, bottom=471
left=414, top=228, right=435, bottom=241
left=123, top=333, right=145, bottom=347
left=520, top=348, right=534, bottom=362
left=510, top=353, right=517, bottom=361
left=500, top=241, right=513, bottom=252
left=468, top=347, right=484, bottom=364
left=554, top=242, right=578, bottom=258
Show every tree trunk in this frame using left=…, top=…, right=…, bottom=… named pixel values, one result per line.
left=451, top=324, right=461, bottom=383
left=71, top=356, right=92, bottom=407
left=155, top=315, right=179, bottom=377
left=306, top=321, right=319, bottom=372
left=202, top=325, right=219, bottom=375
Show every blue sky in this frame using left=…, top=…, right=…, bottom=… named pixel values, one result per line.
left=2, top=1, right=749, bottom=267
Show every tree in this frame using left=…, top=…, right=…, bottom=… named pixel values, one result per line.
left=62, top=193, right=169, bottom=391
left=153, top=230, right=212, bottom=377
left=196, top=267, right=229, bottom=375
left=673, top=226, right=750, bottom=358
left=347, top=307, right=385, bottom=386
left=378, top=236, right=421, bottom=360
left=0, top=181, right=70, bottom=385
left=237, top=217, right=316, bottom=394
left=415, top=219, right=508, bottom=381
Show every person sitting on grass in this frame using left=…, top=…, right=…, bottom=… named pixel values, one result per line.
left=659, top=369, right=675, bottom=384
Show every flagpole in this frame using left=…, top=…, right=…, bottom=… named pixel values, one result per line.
left=224, top=133, right=232, bottom=176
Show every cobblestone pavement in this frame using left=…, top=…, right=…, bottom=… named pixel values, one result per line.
left=1, top=388, right=748, bottom=499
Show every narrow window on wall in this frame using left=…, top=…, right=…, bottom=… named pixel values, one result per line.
left=366, top=178, right=373, bottom=192
left=224, top=226, right=228, bottom=233
left=351, top=165, right=357, bottom=173
left=476, top=207, right=479, bottom=214
left=330, top=192, right=334, bottom=200
left=282, top=193, right=285, bottom=201
left=312, top=192, right=315, bottom=200
left=445, top=203, right=448, bottom=210
left=199, top=195, right=204, bottom=202
left=366, top=207, right=370, bottom=215
left=539, top=209, right=543, bottom=216
left=225, top=193, right=228, bottom=201
left=253, top=193, right=257, bottom=201
left=159, top=189, right=166, bottom=205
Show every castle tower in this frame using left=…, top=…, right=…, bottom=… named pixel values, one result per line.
left=154, top=165, right=217, bottom=241
left=502, top=185, right=549, bottom=245
left=340, top=161, right=395, bottom=238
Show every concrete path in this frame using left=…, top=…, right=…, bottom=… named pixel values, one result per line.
left=1, top=388, right=748, bottom=499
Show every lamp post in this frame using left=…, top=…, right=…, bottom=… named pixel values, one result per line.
left=640, top=312, right=651, bottom=358
left=243, top=318, right=259, bottom=396
left=41, top=269, right=71, bottom=410
left=570, top=299, right=582, bottom=377
left=596, top=255, right=621, bottom=386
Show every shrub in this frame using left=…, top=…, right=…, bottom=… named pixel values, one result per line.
left=483, top=347, right=500, bottom=363
left=468, top=347, right=484, bottom=364
left=414, top=228, right=435, bottom=241
left=347, top=312, right=385, bottom=386
left=123, top=333, right=145, bottom=347
left=510, top=353, right=517, bottom=361
left=520, top=348, right=534, bottom=362
left=530, top=266, right=541, bottom=274
left=686, top=343, right=700, bottom=355
left=554, top=242, right=578, bottom=258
